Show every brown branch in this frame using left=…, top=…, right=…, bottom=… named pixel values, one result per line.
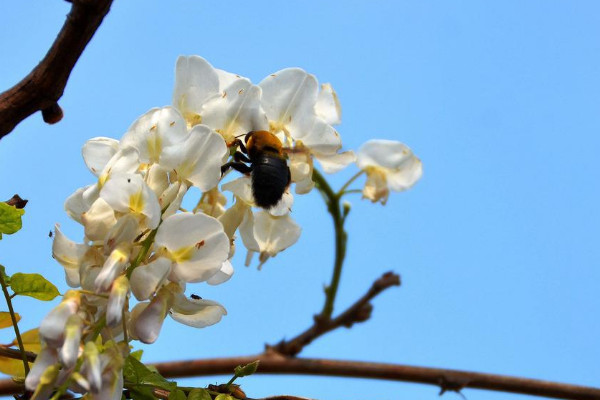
left=0, top=355, right=598, bottom=399
left=151, top=355, right=600, bottom=400
left=267, top=272, right=401, bottom=357
left=0, top=346, right=36, bottom=363
left=0, top=0, right=113, bottom=138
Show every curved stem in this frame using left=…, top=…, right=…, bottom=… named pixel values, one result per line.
left=0, top=272, right=29, bottom=375
left=312, top=170, right=347, bottom=320
left=125, top=228, right=158, bottom=278
left=337, top=171, right=364, bottom=197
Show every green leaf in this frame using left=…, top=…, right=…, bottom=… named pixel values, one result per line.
left=124, top=355, right=176, bottom=391
left=0, top=312, right=20, bottom=329
left=168, top=389, right=186, bottom=400
left=128, top=387, right=155, bottom=400
left=234, top=360, right=260, bottom=378
left=131, top=349, right=144, bottom=361
left=187, top=389, right=212, bottom=400
left=10, top=273, right=59, bottom=301
left=214, top=395, right=234, bottom=400
left=0, top=203, right=25, bottom=239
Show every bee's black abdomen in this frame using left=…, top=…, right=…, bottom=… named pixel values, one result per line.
left=251, top=155, right=290, bottom=209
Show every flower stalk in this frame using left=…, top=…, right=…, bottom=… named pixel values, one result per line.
left=0, top=272, right=29, bottom=375
left=313, top=169, right=348, bottom=320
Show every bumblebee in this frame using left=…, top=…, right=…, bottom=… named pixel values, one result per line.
left=221, top=130, right=291, bottom=209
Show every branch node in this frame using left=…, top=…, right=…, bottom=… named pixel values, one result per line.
left=41, top=103, right=64, bottom=124
left=438, top=375, right=470, bottom=399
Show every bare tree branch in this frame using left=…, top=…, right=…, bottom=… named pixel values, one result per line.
left=148, top=355, right=600, bottom=400
left=0, top=0, right=113, bottom=138
left=0, top=355, right=598, bottom=399
left=267, top=272, right=401, bottom=357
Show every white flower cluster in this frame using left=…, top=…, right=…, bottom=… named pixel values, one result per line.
left=26, top=56, right=422, bottom=398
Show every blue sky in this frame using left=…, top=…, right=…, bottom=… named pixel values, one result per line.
left=1, top=1, right=599, bottom=399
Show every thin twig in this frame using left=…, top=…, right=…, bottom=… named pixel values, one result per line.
left=0, top=274, right=29, bottom=375
left=267, top=272, right=401, bottom=356
left=0, top=0, right=113, bottom=138
left=0, top=346, right=36, bottom=363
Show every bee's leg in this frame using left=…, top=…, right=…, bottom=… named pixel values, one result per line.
left=233, top=151, right=251, bottom=163
left=221, top=161, right=253, bottom=176
left=237, top=139, right=248, bottom=155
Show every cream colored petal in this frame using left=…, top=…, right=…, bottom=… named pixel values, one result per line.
left=81, top=198, right=117, bottom=242
left=222, top=176, right=254, bottom=205
left=315, top=150, right=356, bottom=174
left=207, top=260, right=234, bottom=286
left=252, top=211, right=301, bottom=257
left=170, top=292, right=226, bottom=328
left=386, top=155, right=423, bottom=191
left=82, top=137, right=120, bottom=177
left=155, top=213, right=230, bottom=283
left=314, top=83, right=342, bottom=125
left=120, top=107, right=188, bottom=163
left=52, top=225, right=88, bottom=287
left=130, top=258, right=171, bottom=301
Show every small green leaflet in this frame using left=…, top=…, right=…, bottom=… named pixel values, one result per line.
left=234, top=360, right=260, bottom=378
left=124, top=355, right=176, bottom=391
left=187, top=389, right=212, bottom=400
left=10, top=273, right=60, bottom=301
left=214, top=395, right=234, bottom=400
left=0, top=203, right=24, bottom=239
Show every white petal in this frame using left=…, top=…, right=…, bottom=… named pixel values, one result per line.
left=39, top=293, right=80, bottom=348
left=106, top=275, right=129, bottom=327
left=259, top=68, right=318, bottom=131
left=170, top=293, right=226, bottom=328
left=130, top=257, right=172, bottom=301
left=238, top=208, right=260, bottom=252
left=252, top=211, right=301, bottom=257
left=59, top=314, right=83, bottom=368
left=120, top=107, right=188, bottom=163
left=222, top=176, right=254, bottom=205
left=97, top=147, right=140, bottom=187
left=65, top=185, right=96, bottom=223
left=160, top=124, right=227, bottom=191
left=216, top=68, right=246, bottom=91
left=132, top=285, right=176, bottom=344
left=162, top=181, right=188, bottom=220
left=357, top=140, right=414, bottom=170
left=386, top=155, right=423, bottom=191
left=362, top=169, right=389, bottom=205
left=155, top=213, right=230, bottom=283
left=81, top=198, right=117, bottom=241
left=268, top=190, right=293, bottom=216
left=207, top=260, right=234, bottom=286
left=146, top=164, right=170, bottom=198
left=294, top=117, right=341, bottom=155
left=202, top=80, right=268, bottom=143
left=82, top=137, right=120, bottom=177
left=94, top=245, right=130, bottom=292
left=218, top=199, right=250, bottom=239
left=103, top=214, right=140, bottom=254
left=100, top=173, right=161, bottom=229
left=314, top=83, right=341, bottom=125
left=25, top=346, right=58, bottom=391
left=315, top=150, right=356, bottom=174
left=173, top=56, right=220, bottom=120
left=52, top=225, right=87, bottom=287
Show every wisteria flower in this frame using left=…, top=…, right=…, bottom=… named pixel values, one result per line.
left=357, top=139, right=423, bottom=204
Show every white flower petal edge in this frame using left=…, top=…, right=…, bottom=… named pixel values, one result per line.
left=357, top=139, right=423, bottom=204
left=159, top=124, right=227, bottom=191
left=170, top=292, right=227, bottom=328
left=155, top=212, right=230, bottom=283
left=120, top=107, right=188, bottom=164
left=82, top=137, right=120, bottom=177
